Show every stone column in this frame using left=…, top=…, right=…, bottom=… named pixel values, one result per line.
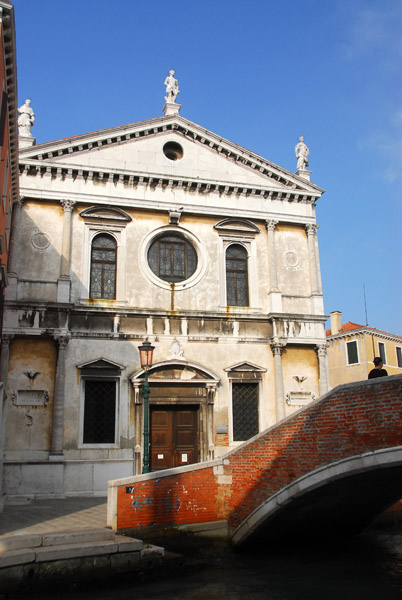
left=5, top=198, right=24, bottom=300
left=57, top=200, right=76, bottom=303
left=271, top=340, right=286, bottom=422
left=265, top=220, right=282, bottom=312
left=50, top=335, right=69, bottom=457
left=316, top=343, right=330, bottom=397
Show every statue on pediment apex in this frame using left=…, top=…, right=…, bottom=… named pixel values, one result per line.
left=18, top=99, right=35, bottom=137
left=295, top=136, right=309, bottom=171
left=164, top=70, right=180, bottom=103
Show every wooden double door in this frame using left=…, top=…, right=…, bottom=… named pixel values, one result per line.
left=150, top=405, right=199, bottom=471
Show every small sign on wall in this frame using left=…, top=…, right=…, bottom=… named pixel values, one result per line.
left=12, top=390, right=49, bottom=406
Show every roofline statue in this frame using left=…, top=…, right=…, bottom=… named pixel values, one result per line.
left=18, top=98, right=35, bottom=137
left=295, top=136, right=309, bottom=171
left=164, top=70, right=180, bottom=104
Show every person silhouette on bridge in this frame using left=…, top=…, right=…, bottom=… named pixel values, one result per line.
left=368, top=357, right=388, bottom=379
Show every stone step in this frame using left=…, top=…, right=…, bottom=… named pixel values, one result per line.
left=0, top=529, right=163, bottom=568
left=42, top=527, right=115, bottom=547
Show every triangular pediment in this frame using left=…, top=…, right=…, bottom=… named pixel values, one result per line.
left=19, top=115, right=323, bottom=196
left=77, top=357, right=125, bottom=372
left=225, top=361, right=266, bottom=373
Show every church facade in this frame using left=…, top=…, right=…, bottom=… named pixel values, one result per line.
left=1, top=89, right=329, bottom=499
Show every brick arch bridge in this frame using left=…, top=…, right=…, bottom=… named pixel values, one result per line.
left=108, top=375, right=402, bottom=546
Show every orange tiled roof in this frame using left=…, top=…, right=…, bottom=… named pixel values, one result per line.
left=326, top=321, right=400, bottom=338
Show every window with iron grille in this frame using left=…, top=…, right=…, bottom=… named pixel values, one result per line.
left=148, top=234, right=197, bottom=283
left=83, top=380, right=116, bottom=444
left=226, top=244, right=249, bottom=306
left=90, top=233, right=117, bottom=299
left=232, top=382, right=259, bottom=441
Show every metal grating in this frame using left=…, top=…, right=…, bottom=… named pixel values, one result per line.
left=232, top=382, right=258, bottom=441
left=83, top=380, right=116, bottom=444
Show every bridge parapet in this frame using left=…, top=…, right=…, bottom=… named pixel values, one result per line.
left=108, top=375, right=402, bottom=541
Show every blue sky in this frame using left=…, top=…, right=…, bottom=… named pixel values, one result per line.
left=13, top=0, right=402, bottom=335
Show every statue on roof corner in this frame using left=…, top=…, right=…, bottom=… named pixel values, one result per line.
left=164, top=70, right=180, bottom=104
left=18, top=99, right=35, bottom=137
left=295, top=136, right=309, bottom=171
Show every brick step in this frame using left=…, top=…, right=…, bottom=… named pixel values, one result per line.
left=0, top=528, right=164, bottom=568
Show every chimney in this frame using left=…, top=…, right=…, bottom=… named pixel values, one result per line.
left=330, top=311, right=342, bottom=334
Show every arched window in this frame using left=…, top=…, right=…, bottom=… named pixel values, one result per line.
left=148, top=233, right=197, bottom=283
left=226, top=244, right=248, bottom=306
left=90, top=233, right=117, bottom=299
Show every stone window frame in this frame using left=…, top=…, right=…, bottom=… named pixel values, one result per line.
left=80, top=222, right=127, bottom=303
left=217, top=234, right=259, bottom=310
left=77, top=358, right=124, bottom=449
left=140, top=225, right=207, bottom=291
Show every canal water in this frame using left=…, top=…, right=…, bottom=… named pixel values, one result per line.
left=31, top=527, right=402, bottom=600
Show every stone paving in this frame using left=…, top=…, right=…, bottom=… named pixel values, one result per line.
left=0, top=497, right=107, bottom=538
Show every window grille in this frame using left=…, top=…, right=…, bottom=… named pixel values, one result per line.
left=232, top=382, right=258, bottom=441
left=83, top=380, right=116, bottom=444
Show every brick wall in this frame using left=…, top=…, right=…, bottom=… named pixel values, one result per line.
left=109, top=375, right=402, bottom=534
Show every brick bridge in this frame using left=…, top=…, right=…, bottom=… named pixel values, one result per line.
left=108, top=375, right=402, bottom=545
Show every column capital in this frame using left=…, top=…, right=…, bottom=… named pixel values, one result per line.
left=315, top=343, right=328, bottom=357
left=54, top=333, right=70, bottom=349
left=2, top=333, right=14, bottom=344
left=266, top=219, right=279, bottom=231
left=271, top=339, right=286, bottom=356
left=305, top=223, right=319, bottom=236
left=60, top=199, right=76, bottom=213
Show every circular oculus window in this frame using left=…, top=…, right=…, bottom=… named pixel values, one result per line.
left=148, top=233, right=197, bottom=283
left=163, top=141, right=184, bottom=161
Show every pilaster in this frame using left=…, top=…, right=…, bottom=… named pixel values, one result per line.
left=265, top=220, right=282, bottom=313
left=57, top=199, right=75, bottom=303
left=5, top=198, right=24, bottom=301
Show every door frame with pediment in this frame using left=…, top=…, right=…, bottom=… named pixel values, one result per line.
left=130, top=361, right=219, bottom=474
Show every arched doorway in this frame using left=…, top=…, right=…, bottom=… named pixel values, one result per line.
left=131, top=361, right=219, bottom=473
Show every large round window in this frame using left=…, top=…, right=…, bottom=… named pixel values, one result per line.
left=148, top=233, right=197, bottom=283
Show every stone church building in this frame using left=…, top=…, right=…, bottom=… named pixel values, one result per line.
left=1, top=76, right=329, bottom=499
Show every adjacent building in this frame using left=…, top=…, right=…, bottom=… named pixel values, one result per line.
left=1, top=82, right=330, bottom=500
left=326, top=310, right=402, bottom=387
left=0, top=0, right=18, bottom=509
